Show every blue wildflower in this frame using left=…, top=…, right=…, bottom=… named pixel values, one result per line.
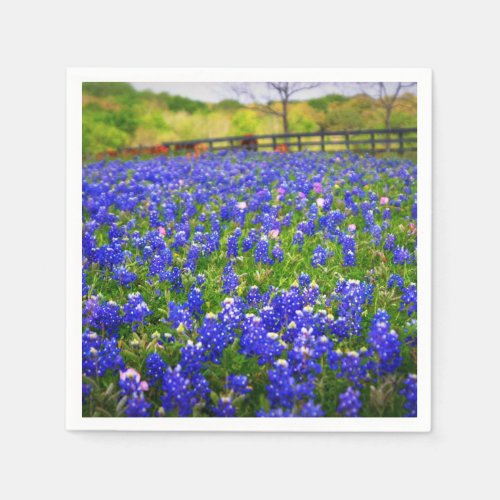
left=400, top=374, right=417, bottom=417
left=337, top=387, right=362, bottom=417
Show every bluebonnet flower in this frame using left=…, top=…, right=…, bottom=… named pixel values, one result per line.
left=272, top=244, right=284, bottom=263
left=227, top=374, right=252, bottom=395
left=96, top=242, right=125, bottom=269
left=303, top=282, right=320, bottom=305
left=226, top=228, right=241, bottom=258
left=171, top=230, right=188, bottom=250
left=367, top=310, right=402, bottom=376
left=82, top=330, right=124, bottom=377
left=160, top=366, right=192, bottom=416
left=82, top=269, right=89, bottom=296
left=145, top=352, right=167, bottom=386
left=400, top=374, right=417, bottom=417
left=339, top=233, right=356, bottom=266
left=400, top=283, right=417, bottom=316
left=212, top=374, right=252, bottom=417
left=222, top=262, right=239, bottom=294
left=240, top=314, right=284, bottom=365
left=213, top=397, right=236, bottom=417
left=247, top=285, right=262, bottom=306
left=149, top=253, right=167, bottom=279
left=273, top=284, right=305, bottom=319
left=261, top=305, right=281, bottom=331
left=388, top=273, right=405, bottom=290
left=337, top=387, right=362, bottom=417
left=261, top=359, right=319, bottom=416
left=187, top=286, right=204, bottom=315
left=292, top=230, right=304, bottom=250
left=299, top=273, right=311, bottom=289
left=255, top=236, right=273, bottom=264
left=83, top=297, right=123, bottom=335
left=298, top=219, right=315, bottom=236
left=119, top=368, right=151, bottom=417
left=123, top=292, right=151, bottom=326
left=288, top=325, right=331, bottom=378
left=166, top=267, right=184, bottom=292
left=257, top=408, right=294, bottom=417
left=393, top=246, right=413, bottom=265
left=332, top=280, right=373, bottom=338
left=311, top=245, right=329, bottom=268
left=185, top=244, right=201, bottom=273
left=265, top=360, right=300, bottom=409
left=384, top=233, right=396, bottom=252
left=168, top=302, right=193, bottom=331
left=371, top=224, right=382, bottom=246
left=242, top=229, right=258, bottom=252
left=198, top=312, right=233, bottom=364
left=328, top=349, right=369, bottom=388
left=180, top=340, right=205, bottom=375
left=113, top=266, right=137, bottom=287
left=300, top=401, right=324, bottom=417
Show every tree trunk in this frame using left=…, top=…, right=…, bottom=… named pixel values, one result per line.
left=385, top=108, right=392, bottom=152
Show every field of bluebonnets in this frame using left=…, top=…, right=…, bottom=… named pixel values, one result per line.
left=82, top=149, right=417, bottom=418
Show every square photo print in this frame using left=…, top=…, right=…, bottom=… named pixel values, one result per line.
left=67, top=68, right=431, bottom=431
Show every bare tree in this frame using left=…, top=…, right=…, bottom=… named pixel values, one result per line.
left=357, top=82, right=416, bottom=130
left=352, top=82, right=416, bottom=152
left=233, top=82, right=321, bottom=134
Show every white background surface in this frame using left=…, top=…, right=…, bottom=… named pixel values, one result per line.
left=1, top=1, right=499, bottom=499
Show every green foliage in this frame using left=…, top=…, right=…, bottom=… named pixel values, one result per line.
left=231, top=109, right=259, bottom=135
left=83, top=82, right=136, bottom=98
left=155, top=92, right=209, bottom=113
left=82, top=84, right=417, bottom=156
left=327, top=106, right=365, bottom=130
left=289, top=111, right=317, bottom=132
left=213, top=99, right=243, bottom=111
left=308, top=93, right=349, bottom=112
left=82, top=119, right=130, bottom=153
left=389, top=111, right=416, bottom=129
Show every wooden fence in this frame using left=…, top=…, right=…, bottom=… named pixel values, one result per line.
left=96, top=128, right=417, bottom=159
left=161, top=128, right=417, bottom=155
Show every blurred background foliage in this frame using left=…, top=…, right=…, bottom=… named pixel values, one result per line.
left=82, top=82, right=417, bottom=156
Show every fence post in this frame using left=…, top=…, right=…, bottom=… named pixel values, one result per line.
left=345, top=132, right=350, bottom=151
left=320, top=132, right=325, bottom=152
left=297, top=135, right=302, bottom=151
left=370, top=133, right=375, bottom=154
left=272, top=137, right=277, bottom=151
left=398, top=132, right=404, bottom=155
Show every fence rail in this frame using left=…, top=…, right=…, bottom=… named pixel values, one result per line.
left=96, top=128, right=417, bottom=159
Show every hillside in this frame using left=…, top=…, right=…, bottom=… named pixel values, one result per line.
left=82, top=82, right=417, bottom=156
